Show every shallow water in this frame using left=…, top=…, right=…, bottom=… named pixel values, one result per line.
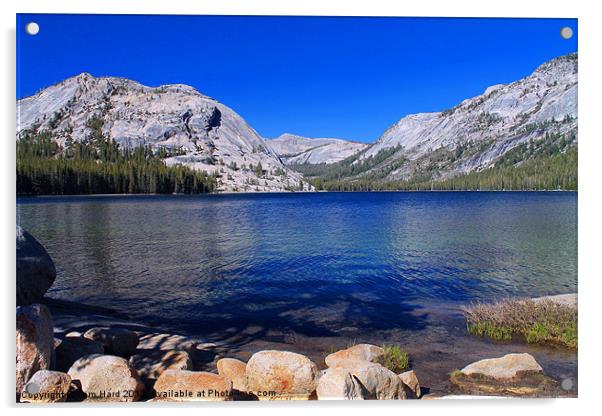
left=17, top=191, right=578, bottom=395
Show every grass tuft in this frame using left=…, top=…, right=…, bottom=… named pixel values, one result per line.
left=449, top=369, right=463, bottom=378
left=464, top=298, right=577, bottom=349
left=375, top=344, right=410, bottom=373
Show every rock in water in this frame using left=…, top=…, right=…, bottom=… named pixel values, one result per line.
left=153, top=370, right=232, bottom=401
left=54, top=336, right=104, bottom=372
left=216, top=358, right=247, bottom=392
left=129, top=350, right=192, bottom=382
left=460, top=353, right=543, bottom=379
left=316, top=367, right=365, bottom=400
left=20, top=370, right=71, bottom=403
left=67, top=354, right=144, bottom=402
left=450, top=353, right=562, bottom=397
left=325, top=344, right=384, bottom=368
left=245, top=350, right=320, bottom=400
left=16, top=304, right=54, bottom=394
left=83, top=327, right=139, bottom=357
left=398, top=370, right=421, bottom=398
left=16, top=226, right=56, bottom=306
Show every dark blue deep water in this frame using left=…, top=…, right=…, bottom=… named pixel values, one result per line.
left=17, top=192, right=577, bottom=340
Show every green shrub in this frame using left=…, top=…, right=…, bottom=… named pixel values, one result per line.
left=464, top=298, right=577, bottom=349
left=375, top=345, right=409, bottom=373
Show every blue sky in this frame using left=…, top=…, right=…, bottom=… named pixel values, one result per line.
left=17, top=15, right=577, bottom=142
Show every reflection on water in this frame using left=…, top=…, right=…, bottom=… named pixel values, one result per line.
left=17, top=192, right=577, bottom=339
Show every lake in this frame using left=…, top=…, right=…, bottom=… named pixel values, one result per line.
left=16, top=192, right=578, bottom=393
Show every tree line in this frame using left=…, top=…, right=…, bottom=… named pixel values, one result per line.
left=17, top=129, right=216, bottom=195
left=308, top=146, right=577, bottom=191
left=301, top=132, right=577, bottom=192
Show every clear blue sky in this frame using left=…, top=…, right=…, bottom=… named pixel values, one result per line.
left=17, top=15, right=577, bottom=142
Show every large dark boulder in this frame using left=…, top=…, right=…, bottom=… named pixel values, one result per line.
left=16, top=226, right=56, bottom=306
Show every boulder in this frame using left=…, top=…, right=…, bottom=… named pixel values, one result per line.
left=67, top=354, right=144, bottom=402
left=335, top=361, right=408, bottom=400
left=83, top=327, right=139, bottom=357
left=398, top=370, right=421, bottom=398
left=450, top=353, right=562, bottom=397
left=316, top=367, right=365, bottom=400
left=325, top=344, right=384, bottom=368
left=129, top=350, right=192, bottom=381
left=16, top=304, right=54, bottom=394
left=154, top=370, right=232, bottom=401
left=460, top=353, right=543, bottom=380
left=20, top=370, right=71, bottom=403
left=216, top=358, right=247, bottom=391
left=54, top=336, right=104, bottom=372
left=16, top=226, right=56, bottom=306
left=245, top=350, right=319, bottom=400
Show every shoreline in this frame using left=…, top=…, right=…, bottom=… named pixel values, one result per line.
left=17, top=189, right=579, bottom=199
left=43, top=293, right=578, bottom=399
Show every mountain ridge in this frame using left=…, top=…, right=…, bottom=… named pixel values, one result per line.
left=291, top=53, right=577, bottom=190
left=17, top=72, right=309, bottom=192
left=268, top=133, right=368, bottom=165
left=17, top=53, right=577, bottom=193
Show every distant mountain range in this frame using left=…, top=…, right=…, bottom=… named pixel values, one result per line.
left=282, top=53, right=577, bottom=190
left=268, top=134, right=368, bottom=165
left=17, top=53, right=577, bottom=193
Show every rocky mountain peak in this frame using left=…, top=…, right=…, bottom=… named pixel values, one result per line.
left=17, top=74, right=309, bottom=192
left=359, top=53, right=577, bottom=180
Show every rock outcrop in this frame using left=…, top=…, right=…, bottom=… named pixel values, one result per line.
left=67, top=354, right=144, bottom=402
left=20, top=370, right=71, bottom=403
left=245, top=350, right=320, bottom=400
left=83, top=327, right=139, bottom=357
left=16, top=226, right=56, bottom=306
left=153, top=370, right=232, bottom=401
left=16, top=304, right=54, bottom=394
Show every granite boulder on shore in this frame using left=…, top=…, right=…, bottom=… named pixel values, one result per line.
left=67, top=354, right=145, bottom=402
left=16, top=304, right=54, bottom=394
left=245, top=350, right=320, bottom=400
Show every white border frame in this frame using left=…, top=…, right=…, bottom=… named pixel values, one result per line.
left=2, top=1, right=600, bottom=415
